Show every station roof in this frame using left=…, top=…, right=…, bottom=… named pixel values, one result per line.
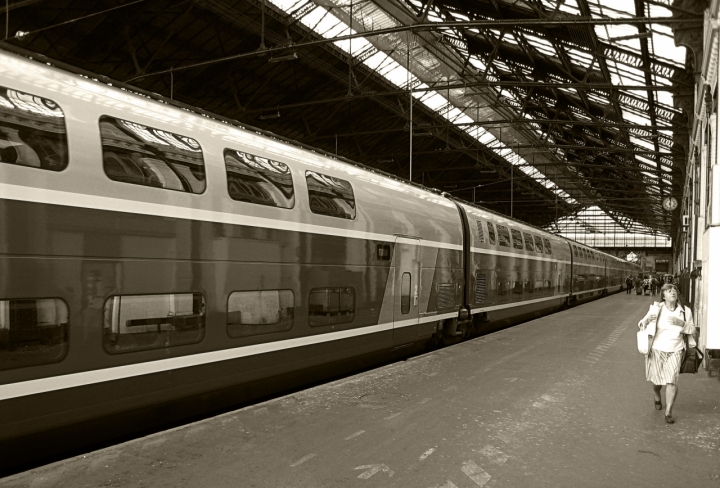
left=1, top=0, right=700, bottom=243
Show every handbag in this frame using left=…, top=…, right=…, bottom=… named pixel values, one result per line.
left=637, top=305, right=661, bottom=354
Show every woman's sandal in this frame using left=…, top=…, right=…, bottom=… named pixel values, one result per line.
left=665, top=414, right=674, bottom=424
left=654, top=400, right=662, bottom=410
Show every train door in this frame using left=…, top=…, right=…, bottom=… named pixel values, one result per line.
left=393, top=237, right=420, bottom=346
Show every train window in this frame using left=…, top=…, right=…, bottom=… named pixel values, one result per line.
left=496, top=225, right=511, bottom=247
left=512, top=281, right=523, bottom=295
left=224, top=150, right=294, bottom=208
left=0, top=86, right=68, bottom=171
left=543, top=238, right=552, bottom=255
left=487, top=222, right=497, bottom=245
left=573, top=245, right=578, bottom=257
left=308, top=287, right=355, bottom=326
left=100, top=116, right=206, bottom=193
left=0, top=298, right=68, bottom=370
left=524, top=280, right=533, bottom=294
left=376, top=244, right=391, bottom=260
left=510, top=229, right=524, bottom=250
left=401, top=273, right=411, bottom=314
left=475, top=221, right=485, bottom=243
left=228, top=290, right=294, bottom=338
left=533, top=236, right=544, bottom=253
left=497, top=280, right=508, bottom=297
left=306, top=171, right=356, bottom=219
left=523, top=232, right=534, bottom=251
left=102, top=293, right=205, bottom=354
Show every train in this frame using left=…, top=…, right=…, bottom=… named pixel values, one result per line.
left=0, top=48, right=640, bottom=470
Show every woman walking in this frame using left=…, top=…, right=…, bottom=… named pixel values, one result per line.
left=638, top=283, right=695, bottom=423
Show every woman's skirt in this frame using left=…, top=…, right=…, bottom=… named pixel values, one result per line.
left=646, top=349, right=684, bottom=385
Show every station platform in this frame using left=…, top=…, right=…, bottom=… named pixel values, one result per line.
left=2, top=293, right=719, bottom=487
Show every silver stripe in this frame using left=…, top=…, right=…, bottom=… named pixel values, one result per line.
left=0, top=312, right=461, bottom=401
left=470, top=247, right=571, bottom=264
left=0, top=183, right=463, bottom=252
left=571, top=287, right=605, bottom=296
left=0, top=322, right=393, bottom=400
left=471, top=294, right=566, bottom=313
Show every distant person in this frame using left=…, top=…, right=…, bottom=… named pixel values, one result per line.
left=637, top=283, right=695, bottom=424
left=625, top=276, right=633, bottom=294
left=651, top=276, right=658, bottom=296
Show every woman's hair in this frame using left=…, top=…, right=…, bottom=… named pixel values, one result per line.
left=660, top=283, right=684, bottom=310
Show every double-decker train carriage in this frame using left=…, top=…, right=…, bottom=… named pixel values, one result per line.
left=0, top=48, right=639, bottom=469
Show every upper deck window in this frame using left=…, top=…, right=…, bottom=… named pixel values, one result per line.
left=496, top=225, right=511, bottom=247
left=100, top=116, right=206, bottom=193
left=523, top=232, right=534, bottom=251
left=543, top=238, right=552, bottom=255
left=533, top=236, right=544, bottom=253
left=510, top=229, right=523, bottom=250
left=475, top=221, right=485, bottom=243
left=487, top=222, right=497, bottom=245
left=305, top=171, right=356, bottom=219
left=224, top=149, right=294, bottom=208
left=0, top=86, right=67, bottom=171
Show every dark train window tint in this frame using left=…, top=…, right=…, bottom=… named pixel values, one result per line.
left=100, top=116, right=206, bottom=193
left=510, top=229, right=523, bottom=250
left=573, top=245, right=578, bottom=257
left=308, top=287, right=355, bottom=327
left=487, top=222, right=497, bottom=245
left=227, top=290, right=294, bottom=338
left=523, top=232, right=534, bottom=251
left=496, top=225, right=511, bottom=247
left=0, top=298, right=68, bottom=370
left=376, top=244, right=391, bottom=260
left=224, top=149, right=294, bottom=208
left=0, top=86, right=68, bottom=171
left=543, top=238, right=552, bottom=254
left=401, top=273, right=411, bottom=314
left=102, top=293, right=205, bottom=354
left=306, top=171, right=356, bottom=219
left=475, top=221, right=485, bottom=243
left=512, top=281, right=523, bottom=295
left=497, top=280, right=508, bottom=296
left=534, top=236, right=544, bottom=253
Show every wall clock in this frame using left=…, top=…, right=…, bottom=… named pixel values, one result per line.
left=662, top=197, right=678, bottom=211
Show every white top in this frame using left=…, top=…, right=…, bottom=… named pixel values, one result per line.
left=650, top=304, right=695, bottom=352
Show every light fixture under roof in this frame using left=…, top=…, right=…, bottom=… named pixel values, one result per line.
left=268, top=52, right=298, bottom=63
left=259, top=110, right=281, bottom=120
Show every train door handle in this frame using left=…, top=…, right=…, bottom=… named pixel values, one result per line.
left=413, top=285, right=418, bottom=306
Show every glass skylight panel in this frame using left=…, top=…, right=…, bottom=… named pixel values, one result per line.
left=524, top=34, right=557, bottom=57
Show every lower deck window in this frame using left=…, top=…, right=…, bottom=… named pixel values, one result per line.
left=0, top=298, right=68, bottom=370
left=308, top=288, right=355, bottom=327
left=102, top=293, right=205, bottom=354
left=228, top=290, right=294, bottom=337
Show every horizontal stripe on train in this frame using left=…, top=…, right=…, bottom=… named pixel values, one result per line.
left=470, top=247, right=571, bottom=264
left=471, top=294, right=565, bottom=313
left=0, top=183, right=463, bottom=251
left=0, top=312, right=458, bottom=401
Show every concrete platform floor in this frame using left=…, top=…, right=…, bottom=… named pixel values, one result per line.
left=2, top=293, right=719, bottom=488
